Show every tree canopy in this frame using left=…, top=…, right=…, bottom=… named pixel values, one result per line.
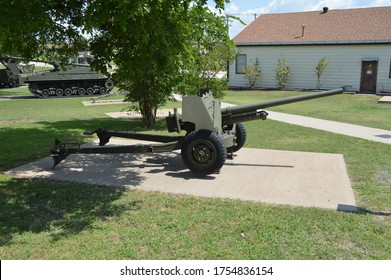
left=0, top=0, right=235, bottom=127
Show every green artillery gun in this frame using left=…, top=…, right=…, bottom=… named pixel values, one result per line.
left=51, top=88, right=343, bottom=175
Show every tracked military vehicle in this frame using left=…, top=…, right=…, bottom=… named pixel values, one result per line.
left=25, top=60, right=114, bottom=98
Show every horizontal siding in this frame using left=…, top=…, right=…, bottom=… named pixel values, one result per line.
left=229, top=44, right=391, bottom=92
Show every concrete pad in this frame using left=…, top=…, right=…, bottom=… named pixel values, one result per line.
left=6, top=139, right=355, bottom=210
left=106, top=109, right=181, bottom=119
left=378, top=96, right=391, bottom=104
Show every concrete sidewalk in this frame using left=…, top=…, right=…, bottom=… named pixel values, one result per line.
left=267, top=111, right=391, bottom=145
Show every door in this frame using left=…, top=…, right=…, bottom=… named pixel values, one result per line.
left=360, top=61, right=378, bottom=93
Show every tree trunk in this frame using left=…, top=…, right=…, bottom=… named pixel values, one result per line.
left=316, top=79, right=321, bottom=90
left=139, top=98, right=157, bottom=128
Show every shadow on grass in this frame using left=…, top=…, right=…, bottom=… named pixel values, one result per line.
left=0, top=118, right=170, bottom=246
left=0, top=176, right=139, bottom=245
left=358, top=209, right=391, bottom=216
left=337, top=204, right=391, bottom=216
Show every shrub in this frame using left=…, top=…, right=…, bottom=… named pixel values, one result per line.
left=315, top=57, right=328, bottom=90
left=275, top=58, right=290, bottom=89
left=242, top=58, right=261, bottom=88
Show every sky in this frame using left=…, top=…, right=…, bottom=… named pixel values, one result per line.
left=208, top=0, right=391, bottom=38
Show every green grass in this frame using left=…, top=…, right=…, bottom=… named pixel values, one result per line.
left=0, top=87, right=390, bottom=259
left=1, top=180, right=388, bottom=259
left=0, top=86, right=30, bottom=97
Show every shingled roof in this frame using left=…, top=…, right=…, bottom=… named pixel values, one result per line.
left=233, top=6, right=391, bottom=45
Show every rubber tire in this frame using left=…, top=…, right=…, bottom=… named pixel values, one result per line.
left=228, top=123, right=247, bottom=153
left=181, top=129, right=227, bottom=176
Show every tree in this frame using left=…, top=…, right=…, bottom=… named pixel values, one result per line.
left=275, top=57, right=290, bottom=90
left=0, top=0, right=232, bottom=127
left=242, top=59, right=260, bottom=88
left=0, top=1, right=87, bottom=61
left=174, top=11, right=237, bottom=99
left=315, top=57, right=328, bottom=90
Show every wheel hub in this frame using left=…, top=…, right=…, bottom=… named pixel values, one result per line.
left=189, top=139, right=217, bottom=167
left=193, top=144, right=211, bottom=163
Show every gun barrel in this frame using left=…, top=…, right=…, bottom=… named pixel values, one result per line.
left=222, top=110, right=268, bottom=125
left=221, top=88, right=343, bottom=117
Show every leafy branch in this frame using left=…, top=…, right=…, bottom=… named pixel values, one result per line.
left=315, top=57, right=328, bottom=90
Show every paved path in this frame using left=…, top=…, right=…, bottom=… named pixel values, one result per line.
left=267, top=111, right=391, bottom=145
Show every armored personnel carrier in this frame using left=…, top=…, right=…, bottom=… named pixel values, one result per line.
left=25, top=60, right=114, bottom=98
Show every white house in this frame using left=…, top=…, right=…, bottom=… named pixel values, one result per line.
left=229, top=6, right=391, bottom=94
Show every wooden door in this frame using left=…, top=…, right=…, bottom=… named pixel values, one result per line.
left=360, top=61, right=378, bottom=93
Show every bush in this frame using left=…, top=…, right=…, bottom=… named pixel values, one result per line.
left=275, top=58, right=290, bottom=89
left=315, top=57, right=328, bottom=90
left=242, top=58, right=260, bottom=88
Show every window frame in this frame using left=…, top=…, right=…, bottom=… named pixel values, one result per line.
left=236, top=54, right=247, bottom=74
left=389, top=58, right=391, bottom=78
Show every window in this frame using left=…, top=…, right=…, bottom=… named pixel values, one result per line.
left=236, top=54, right=247, bottom=74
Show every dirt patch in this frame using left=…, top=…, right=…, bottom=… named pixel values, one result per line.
left=374, top=169, right=391, bottom=186
left=82, top=99, right=127, bottom=106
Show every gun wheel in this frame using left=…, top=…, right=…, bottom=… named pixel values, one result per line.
left=229, top=122, right=247, bottom=153
left=181, top=129, right=227, bottom=176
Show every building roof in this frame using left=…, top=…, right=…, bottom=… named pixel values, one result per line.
left=233, top=6, right=391, bottom=45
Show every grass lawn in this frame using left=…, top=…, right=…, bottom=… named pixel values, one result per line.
left=0, top=86, right=31, bottom=97
left=0, top=87, right=390, bottom=259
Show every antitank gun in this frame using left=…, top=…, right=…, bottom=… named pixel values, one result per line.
left=51, top=88, right=343, bottom=175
